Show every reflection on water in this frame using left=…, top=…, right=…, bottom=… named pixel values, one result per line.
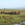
left=23, top=22, right=25, bottom=23
left=14, top=24, right=20, bottom=25
left=14, top=22, right=25, bottom=25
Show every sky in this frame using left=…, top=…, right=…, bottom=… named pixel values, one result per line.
left=0, top=0, right=25, bottom=9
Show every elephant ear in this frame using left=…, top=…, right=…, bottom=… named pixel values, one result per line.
left=15, top=11, right=18, bottom=13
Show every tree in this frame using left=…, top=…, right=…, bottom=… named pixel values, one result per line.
left=4, top=8, right=6, bottom=9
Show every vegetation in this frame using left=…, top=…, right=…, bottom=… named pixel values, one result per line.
left=0, top=9, right=25, bottom=25
left=21, top=23, right=25, bottom=25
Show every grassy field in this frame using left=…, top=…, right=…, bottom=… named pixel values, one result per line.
left=0, top=9, right=25, bottom=25
left=21, top=23, right=25, bottom=25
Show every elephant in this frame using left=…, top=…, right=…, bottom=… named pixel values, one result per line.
left=1, top=11, right=5, bottom=14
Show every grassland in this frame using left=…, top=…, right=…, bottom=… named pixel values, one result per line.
left=0, top=9, right=25, bottom=25
left=21, top=23, right=25, bottom=25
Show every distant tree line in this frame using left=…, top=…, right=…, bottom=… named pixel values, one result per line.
left=4, top=8, right=6, bottom=9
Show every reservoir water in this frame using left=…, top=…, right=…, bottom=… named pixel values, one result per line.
left=14, top=22, right=25, bottom=25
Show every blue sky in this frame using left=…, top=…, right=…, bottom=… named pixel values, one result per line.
left=0, top=0, right=25, bottom=9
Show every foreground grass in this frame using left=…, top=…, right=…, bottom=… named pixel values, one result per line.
left=0, top=9, right=25, bottom=25
left=21, top=23, right=25, bottom=25
left=0, top=13, right=25, bottom=23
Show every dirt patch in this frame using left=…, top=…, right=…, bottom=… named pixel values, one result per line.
left=20, top=15, right=25, bottom=17
left=21, top=13, right=25, bottom=14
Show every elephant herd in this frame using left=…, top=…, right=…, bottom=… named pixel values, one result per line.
left=1, top=11, right=20, bottom=15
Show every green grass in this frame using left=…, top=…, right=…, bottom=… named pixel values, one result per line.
left=0, top=9, right=25, bottom=25
left=21, top=23, right=25, bottom=25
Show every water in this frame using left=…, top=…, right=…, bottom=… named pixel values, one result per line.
left=14, top=24, right=20, bottom=25
left=23, top=22, right=25, bottom=23
left=14, top=22, right=25, bottom=25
